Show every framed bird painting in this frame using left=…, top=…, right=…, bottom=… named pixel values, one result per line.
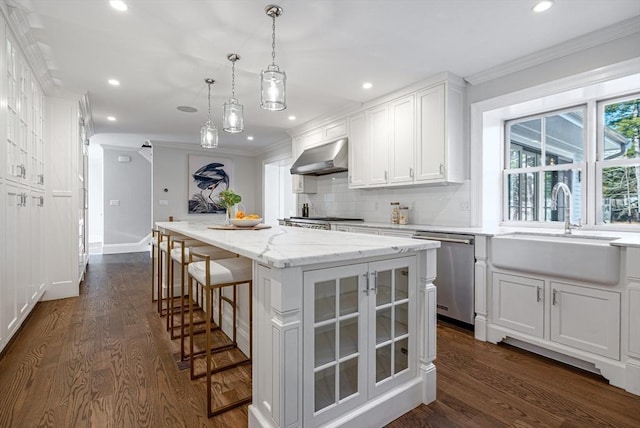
left=187, top=155, right=233, bottom=214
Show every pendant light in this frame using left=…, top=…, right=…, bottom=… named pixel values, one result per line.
left=223, top=53, right=244, bottom=133
left=260, top=4, right=286, bottom=111
left=201, top=78, right=219, bottom=148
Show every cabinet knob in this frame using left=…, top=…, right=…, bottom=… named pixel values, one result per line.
left=552, top=289, right=558, bottom=305
left=439, top=163, right=444, bottom=176
left=409, top=168, right=414, bottom=178
left=536, top=286, right=542, bottom=302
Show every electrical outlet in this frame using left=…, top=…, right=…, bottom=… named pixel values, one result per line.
left=459, top=201, right=470, bottom=211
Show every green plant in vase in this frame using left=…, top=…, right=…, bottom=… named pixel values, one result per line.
left=217, top=189, right=242, bottom=224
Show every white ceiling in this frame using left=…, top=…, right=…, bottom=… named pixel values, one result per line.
left=7, top=0, right=640, bottom=151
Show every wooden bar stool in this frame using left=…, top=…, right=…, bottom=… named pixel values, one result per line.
left=168, top=240, right=236, bottom=358
left=187, top=253, right=252, bottom=417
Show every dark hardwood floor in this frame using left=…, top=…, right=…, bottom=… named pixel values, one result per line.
left=0, top=252, right=638, bottom=427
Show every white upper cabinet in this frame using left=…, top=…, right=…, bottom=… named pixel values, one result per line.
left=415, top=80, right=465, bottom=184
left=367, top=104, right=390, bottom=186
left=389, top=96, right=416, bottom=184
left=347, top=112, right=367, bottom=188
left=348, top=73, right=466, bottom=189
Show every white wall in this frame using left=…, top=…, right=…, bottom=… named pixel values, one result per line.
left=102, top=145, right=152, bottom=251
left=87, top=143, right=103, bottom=248
left=298, top=173, right=472, bottom=226
left=151, top=143, right=257, bottom=223
left=467, top=33, right=640, bottom=105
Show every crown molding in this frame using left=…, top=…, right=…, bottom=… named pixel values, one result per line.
left=465, top=16, right=640, bottom=86
left=254, top=138, right=292, bottom=156
left=3, top=2, right=54, bottom=94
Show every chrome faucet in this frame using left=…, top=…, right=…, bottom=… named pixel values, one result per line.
left=551, top=182, right=581, bottom=234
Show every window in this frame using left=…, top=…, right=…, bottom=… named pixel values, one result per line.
left=503, top=93, right=640, bottom=227
left=505, top=108, right=585, bottom=224
left=598, top=95, right=639, bottom=225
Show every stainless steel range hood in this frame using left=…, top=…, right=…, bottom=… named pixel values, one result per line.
left=290, top=138, right=348, bottom=176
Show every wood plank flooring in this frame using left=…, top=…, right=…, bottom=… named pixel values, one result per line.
left=0, top=252, right=638, bottom=427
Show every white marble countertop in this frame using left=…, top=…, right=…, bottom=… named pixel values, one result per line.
left=332, top=221, right=640, bottom=246
left=156, top=221, right=440, bottom=268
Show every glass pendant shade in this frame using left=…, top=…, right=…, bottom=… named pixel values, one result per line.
left=201, top=78, right=218, bottom=148
left=200, top=120, right=218, bottom=148
left=223, top=98, right=244, bottom=133
left=260, top=64, right=286, bottom=111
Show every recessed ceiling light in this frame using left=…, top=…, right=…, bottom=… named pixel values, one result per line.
left=176, top=105, right=198, bottom=113
left=109, top=1, right=128, bottom=12
left=532, top=0, right=554, bottom=13
left=362, top=82, right=373, bottom=89
left=247, top=136, right=254, bottom=141
left=107, top=116, right=116, bottom=121
left=108, top=79, right=120, bottom=86
left=288, top=115, right=296, bottom=121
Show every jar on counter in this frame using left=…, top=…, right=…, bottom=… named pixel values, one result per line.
left=398, top=206, right=409, bottom=225
left=390, top=202, right=400, bottom=224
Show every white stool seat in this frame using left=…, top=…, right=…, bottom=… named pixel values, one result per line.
left=171, top=246, right=236, bottom=263
left=160, top=239, right=196, bottom=252
left=188, top=257, right=252, bottom=287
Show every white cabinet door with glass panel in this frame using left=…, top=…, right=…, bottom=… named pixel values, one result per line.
left=303, top=257, right=416, bottom=426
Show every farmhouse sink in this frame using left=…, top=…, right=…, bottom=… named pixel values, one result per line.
left=491, top=232, right=620, bottom=285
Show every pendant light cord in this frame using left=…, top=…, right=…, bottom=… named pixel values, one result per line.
left=271, top=15, right=277, bottom=66
left=207, top=82, right=212, bottom=120
left=231, top=60, right=236, bottom=98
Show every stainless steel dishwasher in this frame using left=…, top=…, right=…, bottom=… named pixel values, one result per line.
left=412, top=231, right=475, bottom=326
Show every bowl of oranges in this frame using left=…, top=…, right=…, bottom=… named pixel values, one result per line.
left=230, top=210, right=262, bottom=227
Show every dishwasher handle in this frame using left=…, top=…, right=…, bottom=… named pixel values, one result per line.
left=412, top=234, right=474, bottom=245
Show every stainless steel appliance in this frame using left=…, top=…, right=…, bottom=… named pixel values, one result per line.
left=284, top=216, right=363, bottom=230
left=289, top=138, right=348, bottom=176
left=412, top=231, right=475, bottom=326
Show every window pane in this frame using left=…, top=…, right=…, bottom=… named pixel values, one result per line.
left=509, top=118, right=541, bottom=169
left=602, top=97, right=640, bottom=160
left=545, top=110, right=584, bottom=165
left=601, top=166, right=639, bottom=224
left=544, top=170, right=583, bottom=223
left=507, top=172, right=539, bottom=221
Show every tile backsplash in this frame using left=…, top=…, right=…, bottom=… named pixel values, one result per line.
left=298, top=172, right=472, bottom=226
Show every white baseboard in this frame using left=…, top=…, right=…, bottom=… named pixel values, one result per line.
left=42, top=280, right=79, bottom=301
left=102, top=233, right=151, bottom=254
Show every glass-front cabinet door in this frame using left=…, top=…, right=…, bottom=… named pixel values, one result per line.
left=368, top=257, right=416, bottom=398
left=303, top=256, right=417, bottom=426
left=303, top=263, right=368, bottom=426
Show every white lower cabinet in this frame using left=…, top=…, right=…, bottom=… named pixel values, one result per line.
left=3, top=182, right=30, bottom=342
left=491, top=272, right=544, bottom=338
left=30, top=191, right=45, bottom=301
left=491, top=272, right=620, bottom=359
left=550, top=281, right=620, bottom=359
left=303, top=257, right=416, bottom=426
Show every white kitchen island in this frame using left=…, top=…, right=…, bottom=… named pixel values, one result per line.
left=155, top=221, right=439, bottom=428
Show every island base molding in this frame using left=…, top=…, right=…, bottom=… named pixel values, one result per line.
left=486, top=325, right=639, bottom=396
left=249, top=377, right=427, bottom=428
